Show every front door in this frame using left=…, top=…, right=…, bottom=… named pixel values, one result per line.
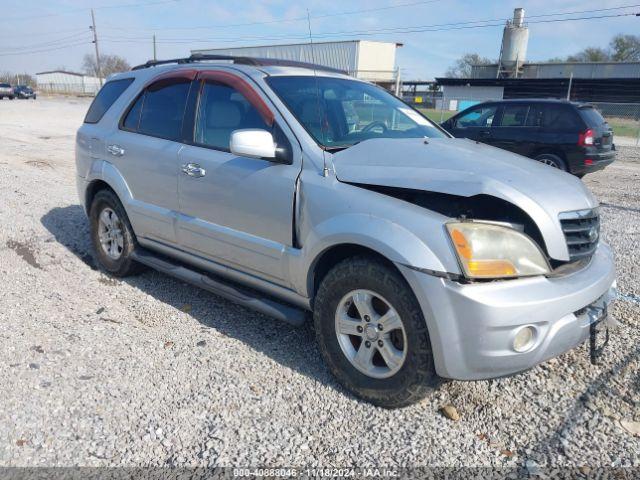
left=177, top=71, right=301, bottom=285
left=448, top=103, right=499, bottom=146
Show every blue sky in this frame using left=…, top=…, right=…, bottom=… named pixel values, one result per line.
left=1, top=0, right=638, bottom=79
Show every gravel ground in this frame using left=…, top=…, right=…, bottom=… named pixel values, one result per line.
left=0, top=97, right=638, bottom=468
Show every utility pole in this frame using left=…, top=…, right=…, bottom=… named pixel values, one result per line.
left=90, top=9, right=103, bottom=85
left=153, top=34, right=157, bottom=61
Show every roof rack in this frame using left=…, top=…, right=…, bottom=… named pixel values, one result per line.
left=131, top=53, right=347, bottom=75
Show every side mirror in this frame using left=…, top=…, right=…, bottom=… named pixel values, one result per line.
left=230, top=129, right=276, bottom=160
left=441, top=119, right=452, bottom=130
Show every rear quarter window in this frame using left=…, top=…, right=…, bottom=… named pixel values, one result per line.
left=84, top=78, right=134, bottom=124
left=578, top=106, right=607, bottom=128
left=540, top=104, right=583, bottom=131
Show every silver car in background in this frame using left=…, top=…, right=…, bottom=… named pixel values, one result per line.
left=75, top=55, right=616, bottom=407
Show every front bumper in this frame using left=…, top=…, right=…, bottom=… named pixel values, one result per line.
left=399, top=242, right=616, bottom=380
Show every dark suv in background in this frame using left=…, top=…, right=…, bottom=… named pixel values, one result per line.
left=441, top=99, right=616, bottom=177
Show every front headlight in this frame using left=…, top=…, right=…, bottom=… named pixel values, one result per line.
left=446, top=222, right=550, bottom=279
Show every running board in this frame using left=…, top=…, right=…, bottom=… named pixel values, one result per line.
left=131, top=248, right=306, bottom=327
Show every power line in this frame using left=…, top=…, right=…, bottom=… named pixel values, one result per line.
left=98, top=11, right=640, bottom=46
left=0, top=31, right=91, bottom=51
left=0, top=41, right=91, bottom=57
left=100, top=0, right=447, bottom=31
left=0, top=0, right=180, bottom=22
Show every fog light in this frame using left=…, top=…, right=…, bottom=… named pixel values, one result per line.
left=513, top=326, right=536, bottom=352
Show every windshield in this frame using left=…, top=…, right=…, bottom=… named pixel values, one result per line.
left=266, top=76, right=447, bottom=149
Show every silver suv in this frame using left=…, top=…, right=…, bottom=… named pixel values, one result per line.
left=76, top=55, right=616, bottom=407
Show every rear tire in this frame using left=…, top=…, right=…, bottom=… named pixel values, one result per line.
left=89, top=190, right=144, bottom=277
left=535, top=153, right=567, bottom=171
left=314, top=255, right=440, bottom=408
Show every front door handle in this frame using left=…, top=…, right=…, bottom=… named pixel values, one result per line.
left=107, top=144, right=125, bottom=157
left=181, top=163, right=206, bottom=178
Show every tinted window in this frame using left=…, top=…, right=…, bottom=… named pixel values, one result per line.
left=541, top=104, right=582, bottom=130
left=123, top=93, right=144, bottom=131
left=498, top=104, right=529, bottom=127
left=579, top=106, right=607, bottom=127
left=84, top=78, right=134, bottom=124
left=137, top=81, right=190, bottom=141
left=195, top=82, right=271, bottom=150
left=455, top=105, right=497, bottom=128
left=0, top=83, right=10, bottom=87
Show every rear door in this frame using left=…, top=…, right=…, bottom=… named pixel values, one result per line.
left=176, top=70, right=301, bottom=285
left=104, top=71, right=195, bottom=245
left=491, top=103, right=540, bottom=156
left=447, top=103, right=498, bottom=145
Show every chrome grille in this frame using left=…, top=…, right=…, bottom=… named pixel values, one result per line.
left=559, top=208, right=600, bottom=261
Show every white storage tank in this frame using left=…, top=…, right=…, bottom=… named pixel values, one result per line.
left=500, top=8, right=529, bottom=70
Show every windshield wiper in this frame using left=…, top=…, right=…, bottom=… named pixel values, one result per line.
left=322, top=141, right=361, bottom=153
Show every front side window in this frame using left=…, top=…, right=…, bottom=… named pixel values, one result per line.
left=84, top=78, right=134, bottom=124
left=498, top=104, right=529, bottom=127
left=455, top=105, right=497, bottom=128
left=195, top=81, right=271, bottom=151
left=266, top=76, right=445, bottom=149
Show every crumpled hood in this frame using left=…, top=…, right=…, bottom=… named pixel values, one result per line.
left=332, top=137, right=598, bottom=261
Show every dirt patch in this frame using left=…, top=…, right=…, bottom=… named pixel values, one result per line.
left=25, top=160, right=53, bottom=169
left=6, top=240, right=42, bottom=270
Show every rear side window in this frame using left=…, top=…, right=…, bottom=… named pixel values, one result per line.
left=122, top=80, right=191, bottom=141
left=498, top=104, right=529, bottom=127
left=84, top=78, right=134, bottom=124
left=541, top=104, right=582, bottom=130
left=579, top=106, right=607, bottom=127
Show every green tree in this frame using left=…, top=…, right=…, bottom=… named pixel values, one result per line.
left=610, top=34, right=640, bottom=61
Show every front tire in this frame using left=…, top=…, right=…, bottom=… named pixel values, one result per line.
left=314, top=256, right=439, bottom=408
left=89, top=190, right=144, bottom=277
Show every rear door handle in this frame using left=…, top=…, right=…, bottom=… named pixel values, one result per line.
left=181, top=163, right=206, bottom=178
left=478, top=130, right=491, bottom=137
left=107, top=144, right=125, bottom=157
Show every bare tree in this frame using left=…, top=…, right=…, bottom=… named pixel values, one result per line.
left=566, top=47, right=611, bottom=62
left=82, top=53, right=131, bottom=78
left=445, top=53, right=493, bottom=78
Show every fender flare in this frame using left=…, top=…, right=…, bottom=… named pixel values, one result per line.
left=297, top=213, right=454, bottom=297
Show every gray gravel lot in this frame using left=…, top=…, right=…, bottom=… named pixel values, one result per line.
left=0, top=97, right=638, bottom=468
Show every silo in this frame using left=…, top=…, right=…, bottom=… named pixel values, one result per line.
left=499, top=8, right=529, bottom=77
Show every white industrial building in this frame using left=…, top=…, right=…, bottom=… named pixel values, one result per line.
left=36, top=70, right=103, bottom=95
left=192, top=40, right=402, bottom=84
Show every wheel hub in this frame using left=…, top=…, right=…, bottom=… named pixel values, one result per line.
left=97, top=207, right=124, bottom=260
left=364, top=324, right=379, bottom=341
left=334, top=289, right=407, bottom=379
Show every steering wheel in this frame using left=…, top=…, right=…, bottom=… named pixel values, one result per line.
left=362, top=121, right=388, bottom=134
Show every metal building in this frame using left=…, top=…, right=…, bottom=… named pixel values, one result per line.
left=35, top=70, right=103, bottom=95
left=192, top=40, right=402, bottom=84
